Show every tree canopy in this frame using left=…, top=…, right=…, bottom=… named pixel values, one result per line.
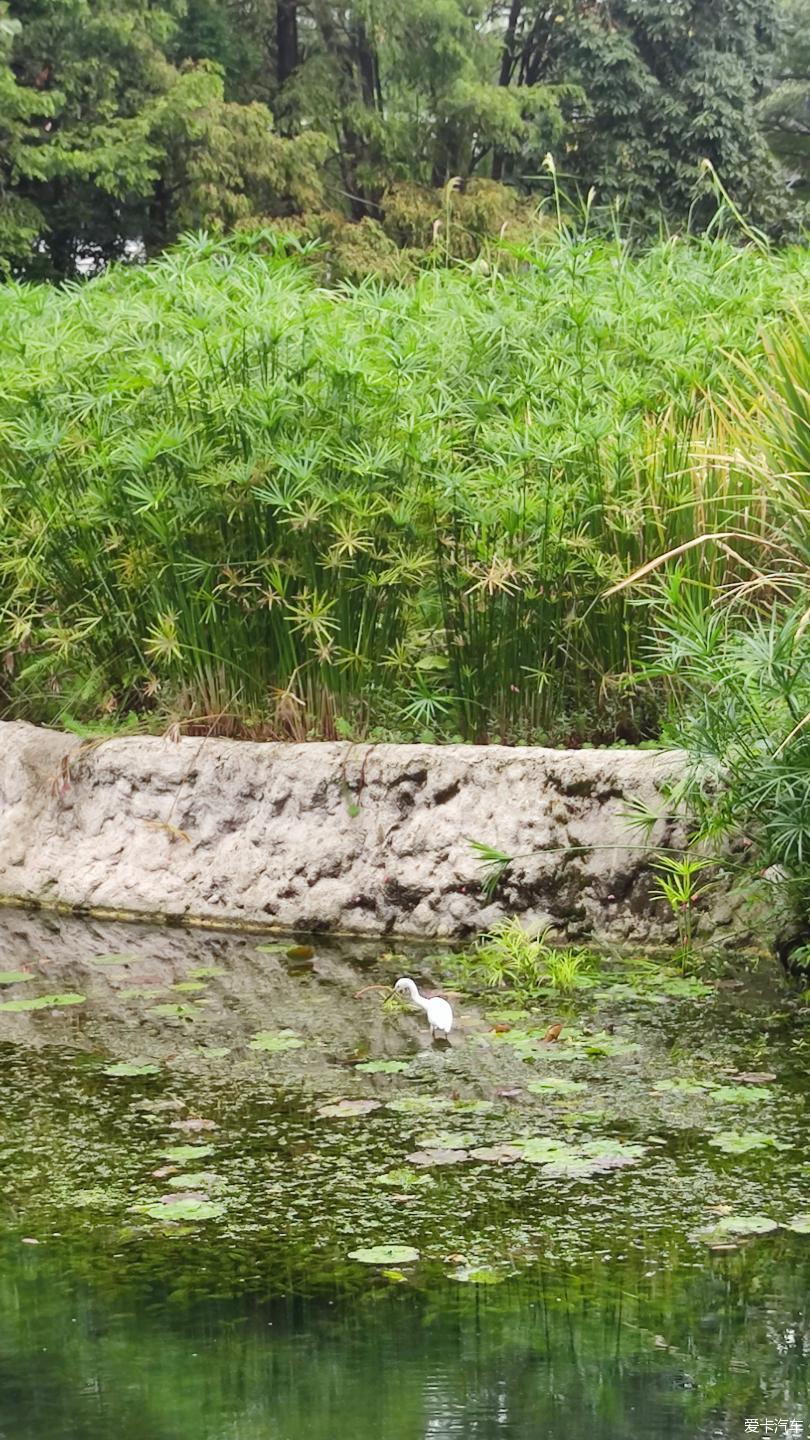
left=0, top=0, right=803, bottom=278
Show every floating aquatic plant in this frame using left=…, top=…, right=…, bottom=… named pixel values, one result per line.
left=701, top=1214, right=779, bottom=1242
left=141, top=1197, right=226, bottom=1222
left=162, top=1144, right=215, bottom=1163
left=317, top=1099, right=381, bottom=1118
left=0, top=993, right=86, bottom=1012
left=708, top=1130, right=791, bottom=1154
left=347, top=1245, right=420, bottom=1266
left=249, top=1029, right=304, bottom=1053
left=449, top=1265, right=509, bottom=1285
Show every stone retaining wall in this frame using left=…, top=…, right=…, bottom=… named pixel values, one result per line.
left=0, top=721, right=746, bottom=944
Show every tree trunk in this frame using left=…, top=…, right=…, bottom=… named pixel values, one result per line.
left=276, top=0, right=299, bottom=86
left=492, top=0, right=523, bottom=181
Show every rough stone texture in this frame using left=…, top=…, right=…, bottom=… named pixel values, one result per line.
left=0, top=720, right=746, bottom=944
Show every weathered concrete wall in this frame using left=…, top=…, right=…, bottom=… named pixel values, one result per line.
left=0, top=721, right=745, bottom=944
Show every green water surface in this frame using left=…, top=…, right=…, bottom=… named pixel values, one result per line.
left=0, top=910, right=806, bottom=1439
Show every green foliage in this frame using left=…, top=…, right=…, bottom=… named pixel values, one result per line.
left=760, top=0, right=810, bottom=201
left=2, top=230, right=808, bottom=742
left=650, top=853, right=717, bottom=968
left=465, top=918, right=598, bottom=998
left=526, top=0, right=790, bottom=233
left=610, top=311, right=810, bottom=927
left=0, top=0, right=804, bottom=276
left=1, top=0, right=327, bottom=277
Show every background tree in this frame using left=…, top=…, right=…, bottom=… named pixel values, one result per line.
left=3, top=0, right=325, bottom=276
left=494, top=0, right=787, bottom=229
left=760, top=0, right=810, bottom=202
left=0, top=5, right=53, bottom=271
left=0, top=0, right=802, bottom=278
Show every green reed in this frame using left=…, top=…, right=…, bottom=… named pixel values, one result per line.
left=0, top=227, right=808, bottom=741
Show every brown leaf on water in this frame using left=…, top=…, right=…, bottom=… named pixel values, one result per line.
left=469, top=1144, right=523, bottom=1164
left=543, top=1023, right=563, bottom=1043
left=407, top=1148, right=470, bottom=1167
left=152, top=1165, right=179, bottom=1179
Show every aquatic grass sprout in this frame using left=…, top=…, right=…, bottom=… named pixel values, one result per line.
left=462, top=919, right=598, bottom=998
left=1, top=230, right=809, bottom=740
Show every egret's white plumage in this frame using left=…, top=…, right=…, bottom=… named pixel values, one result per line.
left=395, top=977, right=453, bottom=1038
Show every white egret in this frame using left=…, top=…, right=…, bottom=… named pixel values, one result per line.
left=394, top=977, right=453, bottom=1039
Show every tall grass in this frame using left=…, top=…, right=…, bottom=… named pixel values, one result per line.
left=612, top=315, right=810, bottom=927
left=1, top=227, right=808, bottom=741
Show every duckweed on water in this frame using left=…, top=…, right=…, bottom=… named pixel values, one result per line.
left=0, top=914, right=806, bottom=1281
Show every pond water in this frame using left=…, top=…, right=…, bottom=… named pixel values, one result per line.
left=0, top=909, right=807, bottom=1439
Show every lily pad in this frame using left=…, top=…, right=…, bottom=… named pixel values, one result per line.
left=582, top=1033, right=641, bottom=1057
left=249, top=1029, right=304, bottom=1053
left=195, top=1045, right=231, bottom=1059
left=704, top=1214, right=779, bottom=1239
left=527, top=1077, right=588, bottom=1095
left=91, top=954, right=139, bottom=966
left=374, top=1168, right=435, bottom=1190
left=515, top=1137, right=574, bottom=1165
left=385, top=1096, right=454, bottom=1116
left=514, top=1136, right=647, bottom=1177
left=142, top=1197, right=226, bottom=1222
left=450, top=1265, right=507, bottom=1285
left=419, top=1130, right=474, bottom=1150
left=166, top=1171, right=222, bottom=1190
left=653, top=1078, right=712, bottom=1095
left=162, top=1144, right=215, bottom=1162
left=347, top=1244, right=420, bottom=1266
left=0, top=992, right=86, bottom=1012
left=188, top=966, right=226, bottom=979
left=317, top=1098, right=381, bottom=1118
left=708, top=1130, right=791, bottom=1155
left=355, top=1059, right=410, bottom=1074
left=709, top=1085, right=775, bottom=1105
left=172, top=981, right=207, bottom=993
left=653, top=976, right=714, bottom=999
left=469, top=1144, right=523, bottom=1164
left=785, top=1215, right=810, bottom=1235
left=102, top=1060, right=161, bottom=1077
left=0, top=971, right=33, bottom=985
